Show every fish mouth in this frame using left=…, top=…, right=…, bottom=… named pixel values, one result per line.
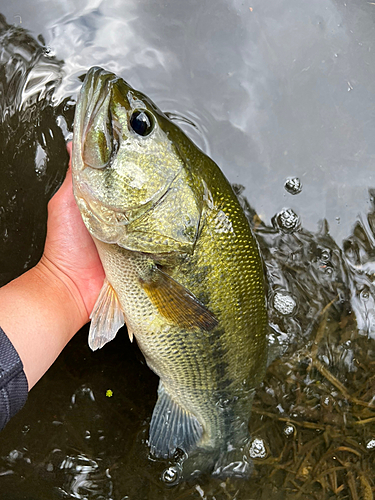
left=72, top=67, right=131, bottom=234
left=79, top=67, right=119, bottom=145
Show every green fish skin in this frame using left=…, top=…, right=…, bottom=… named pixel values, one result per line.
left=72, top=66, right=268, bottom=482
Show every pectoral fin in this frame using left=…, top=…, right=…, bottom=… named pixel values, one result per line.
left=149, top=382, right=203, bottom=458
left=141, top=268, right=218, bottom=331
left=89, top=278, right=126, bottom=350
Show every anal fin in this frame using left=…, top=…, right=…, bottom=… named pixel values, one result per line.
left=89, top=278, right=125, bottom=350
left=148, top=382, right=203, bottom=459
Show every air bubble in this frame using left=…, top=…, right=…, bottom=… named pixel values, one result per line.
left=273, top=291, right=297, bottom=316
left=319, top=248, right=331, bottom=264
left=284, top=177, right=302, bottom=195
left=323, top=266, right=333, bottom=275
left=283, top=423, right=296, bottom=437
left=249, top=438, right=267, bottom=459
left=273, top=208, right=300, bottom=233
left=162, top=466, right=180, bottom=484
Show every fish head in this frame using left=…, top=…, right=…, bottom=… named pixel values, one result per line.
left=72, top=66, right=204, bottom=254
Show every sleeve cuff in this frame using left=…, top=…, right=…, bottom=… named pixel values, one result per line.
left=0, top=327, right=28, bottom=430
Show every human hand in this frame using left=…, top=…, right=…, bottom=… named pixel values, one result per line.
left=39, top=142, right=105, bottom=324
left=0, top=142, right=105, bottom=389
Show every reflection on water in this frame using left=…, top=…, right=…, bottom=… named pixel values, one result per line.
left=1, top=2, right=375, bottom=498
left=0, top=14, right=71, bottom=286
left=57, top=452, right=113, bottom=499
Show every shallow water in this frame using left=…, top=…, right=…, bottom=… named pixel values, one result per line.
left=1, top=1, right=375, bottom=498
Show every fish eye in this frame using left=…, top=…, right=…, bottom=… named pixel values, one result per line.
left=129, top=109, right=154, bottom=137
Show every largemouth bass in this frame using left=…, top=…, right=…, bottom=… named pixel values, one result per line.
left=72, top=66, right=268, bottom=482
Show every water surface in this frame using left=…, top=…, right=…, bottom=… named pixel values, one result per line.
left=1, top=1, right=375, bottom=498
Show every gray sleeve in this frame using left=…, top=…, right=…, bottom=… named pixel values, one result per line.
left=0, top=327, right=28, bottom=431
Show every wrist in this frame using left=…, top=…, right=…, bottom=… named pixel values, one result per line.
left=35, top=255, right=89, bottom=331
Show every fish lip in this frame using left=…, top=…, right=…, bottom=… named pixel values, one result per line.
left=79, top=67, right=117, bottom=146
left=73, top=67, right=116, bottom=168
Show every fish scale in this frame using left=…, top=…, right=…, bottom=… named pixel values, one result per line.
left=72, top=66, right=268, bottom=482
